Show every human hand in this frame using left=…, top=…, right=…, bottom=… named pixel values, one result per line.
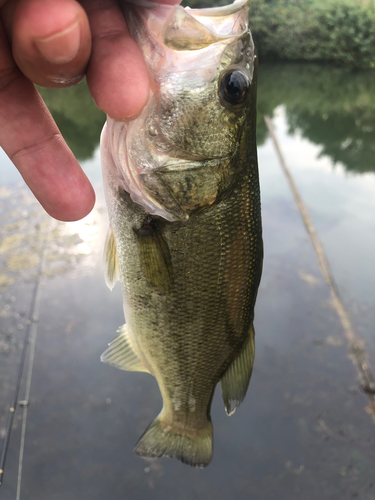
left=0, top=0, right=178, bottom=221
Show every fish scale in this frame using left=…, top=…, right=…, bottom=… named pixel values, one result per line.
left=100, top=0, right=262, bottom=467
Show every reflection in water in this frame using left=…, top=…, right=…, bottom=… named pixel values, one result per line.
left=0, top=184, right=105, bottom=475
left=0, top=184, right=103, bottom=288
left=257, top=63, right=375, bottom=173
left=35, top=66, right=375, bottom=175
left=1, top=62, right=374, bottom=498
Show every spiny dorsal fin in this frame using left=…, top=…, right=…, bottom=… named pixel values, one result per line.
left=134, top=217, right=173, bottom=294
left=220, top=324, right=255, bottom=416
left=101, top=324, right=150, bottom=373
left=103, top=225, right=119, bottom=290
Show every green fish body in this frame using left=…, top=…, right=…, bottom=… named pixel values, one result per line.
left=100, top=0, right=262, bottom=467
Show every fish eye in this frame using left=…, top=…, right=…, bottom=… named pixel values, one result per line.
left=220, top=70, right=249, bottom=105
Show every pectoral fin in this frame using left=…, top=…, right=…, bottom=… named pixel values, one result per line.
left=103, top=225, right=119, bottom=290
left=101, top=324, right=150, bottom=373
left=220, top=324, right=255, bottom=416
left=134, top=217, right=173, bottom=293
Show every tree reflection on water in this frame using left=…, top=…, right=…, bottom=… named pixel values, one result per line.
left=257, top=63, right=375, bottom=174
left=37, top=65, right=375, bottom=175
left=38, top=80, right=105, bottom=162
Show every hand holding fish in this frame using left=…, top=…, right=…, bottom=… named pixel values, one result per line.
left=0, top=0, right=178, bottom=221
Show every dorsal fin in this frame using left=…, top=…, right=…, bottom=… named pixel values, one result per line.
left=103, top=225, right=119, bottom=290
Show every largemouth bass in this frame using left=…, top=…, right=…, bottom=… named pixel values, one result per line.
left=100, top=0, right=262, bottom=467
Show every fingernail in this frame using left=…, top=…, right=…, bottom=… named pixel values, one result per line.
left=48, top=74, right=84, bottom=85
left=35, top=21, right=81, bottom=64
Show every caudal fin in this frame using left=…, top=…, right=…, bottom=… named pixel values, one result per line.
left=134, top=415, right=213, bottom=468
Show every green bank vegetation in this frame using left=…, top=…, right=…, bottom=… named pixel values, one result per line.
left=251, top=0, right=375, bottom=67
left=185, top=0, right=375, bottom=67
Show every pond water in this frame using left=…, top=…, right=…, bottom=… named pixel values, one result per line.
left=0, top=63, right=374, bottom=500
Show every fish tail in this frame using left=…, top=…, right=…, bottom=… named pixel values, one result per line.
left=134, top=414, right=213, bottom=468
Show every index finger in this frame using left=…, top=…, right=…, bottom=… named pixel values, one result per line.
left=0, top=20, right=95, bottom=221
left=84, top=0, right=181, bottom=120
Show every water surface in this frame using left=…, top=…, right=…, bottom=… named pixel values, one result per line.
left=0, top=64, right=374, bottom=499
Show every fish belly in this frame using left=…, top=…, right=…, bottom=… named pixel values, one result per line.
left=103, top=151, right=262, bottom=466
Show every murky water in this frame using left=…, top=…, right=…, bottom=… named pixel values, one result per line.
left=0, top=63, right=374, bottom=499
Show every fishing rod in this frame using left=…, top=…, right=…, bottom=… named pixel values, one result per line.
left=0, top=231, right=46, bottom=488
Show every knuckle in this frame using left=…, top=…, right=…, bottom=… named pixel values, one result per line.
left=10, top=133, right=62, bottom=163
left=0, top=66, right=21, bottom=92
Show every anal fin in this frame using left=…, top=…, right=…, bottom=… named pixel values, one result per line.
left=220, top=324, right=255, bottom=416
left=101, top=324, right=150, bottom=373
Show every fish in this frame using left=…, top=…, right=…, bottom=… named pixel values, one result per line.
left=100, top=0, right=263, bottom=467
